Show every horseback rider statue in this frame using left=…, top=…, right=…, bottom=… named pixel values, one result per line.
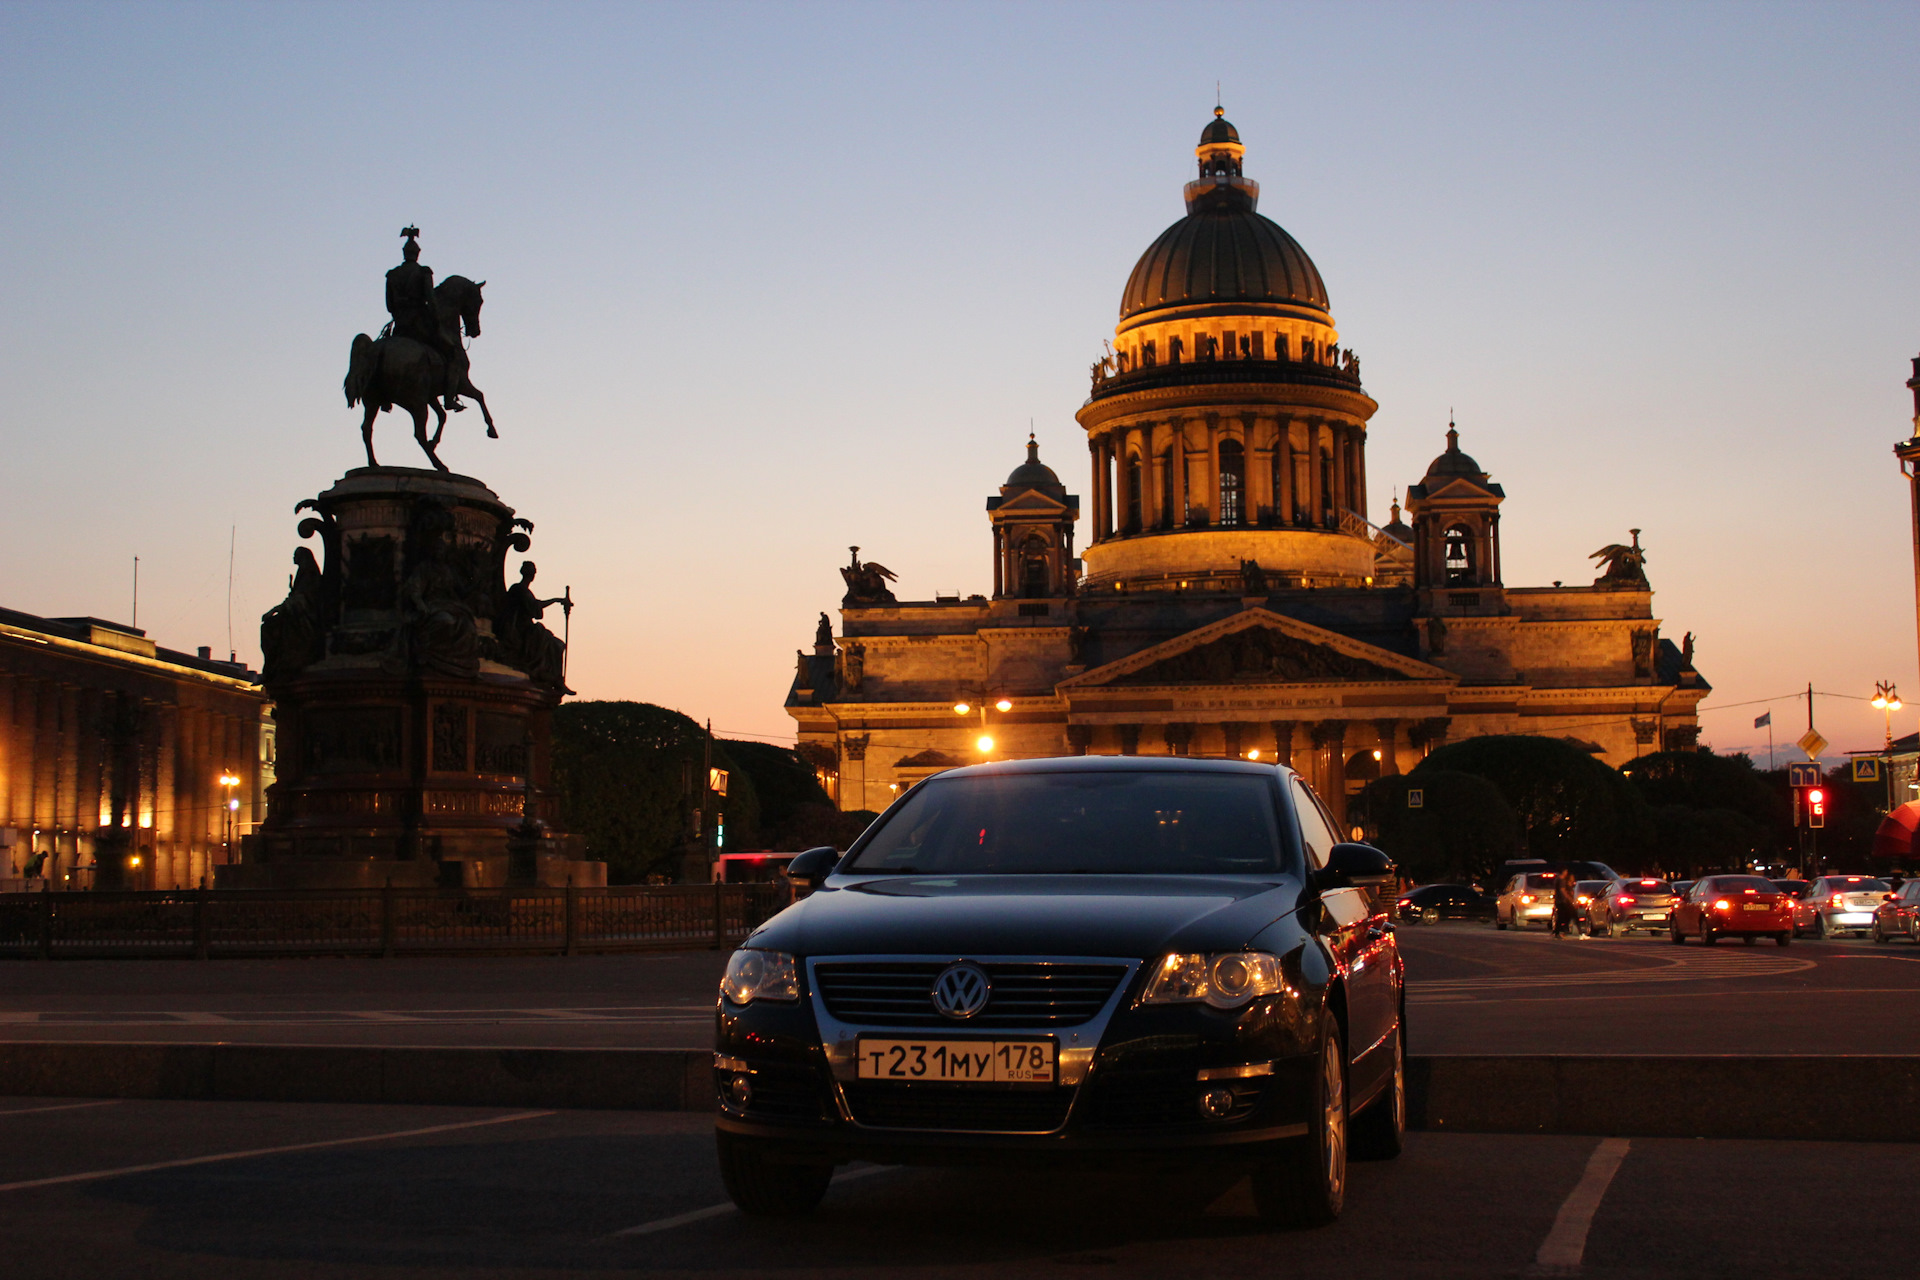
left=385, top=227, right=463, bottom=413
left=346, top=226, right=496, bottom=471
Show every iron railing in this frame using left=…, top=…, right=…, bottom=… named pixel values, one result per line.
left=0, top=882, right=792, bottom=959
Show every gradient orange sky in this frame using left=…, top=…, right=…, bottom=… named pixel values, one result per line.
left=3, top=2, right=1915, bottom=761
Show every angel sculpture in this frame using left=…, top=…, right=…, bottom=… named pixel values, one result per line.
left=840, top=546, right=899, bottom=605
left=1589, top=530, right=1649, bottom=586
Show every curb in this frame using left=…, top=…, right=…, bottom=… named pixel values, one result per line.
left=2, top=1044, right=1916, bottom=1141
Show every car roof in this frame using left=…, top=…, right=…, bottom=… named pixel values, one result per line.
left=928, top=755, right=1297, bottom=781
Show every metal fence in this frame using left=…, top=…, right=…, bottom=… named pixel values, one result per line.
left=0, top=882, right=793, bottom=959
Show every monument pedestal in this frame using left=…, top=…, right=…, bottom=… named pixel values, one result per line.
left=234, top=467, right=602, bottom=889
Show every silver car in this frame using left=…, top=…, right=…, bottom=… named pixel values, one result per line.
left=1588, top=877, right=1677, bottom=936
left=1796, top=875, right=1891, bottom=939
left=1494, top=872, right=1559, bottom=930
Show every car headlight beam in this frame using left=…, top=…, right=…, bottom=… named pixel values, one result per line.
left=1140, top=951, right=1284, bottom=1009
left=719, top=948, right=800, bottom=1005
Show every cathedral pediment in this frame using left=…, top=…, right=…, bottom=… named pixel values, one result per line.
left=1061, top=608, right=1452, bottom=689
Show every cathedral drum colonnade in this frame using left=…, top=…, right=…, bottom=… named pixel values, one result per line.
left=787, top=110, right=1706, bottom=825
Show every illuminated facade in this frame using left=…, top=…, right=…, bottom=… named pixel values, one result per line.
left=787, top=111, right=1706, bottom=823
left=0, top=607, right=270, bottom=889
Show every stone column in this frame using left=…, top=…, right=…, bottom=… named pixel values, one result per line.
left=1222, top=723, right=1244, bottom=759
left=992, top=527, right=1004, bottom=598
left=1170, top=422, right=1189, bottom=527
left=57, top=684, right=80, bottom=878
left=0, top=674, right=12, bottom=833
left=1276, top=420, right=1294, bottom=526
left=155, top=703, right=178, bottom=885
left=1355, top=427, right=1370, bottom=524
left=1164, top=723, right=1194, bottom=757
left=1117, top=724, right=1141, bottom=756
left=1373, top=719, right=1401, bottom=775
left=1186, top=416, right=1210, bottom=525
left=1330, top=424, right=1348, bottom=522
left=1095, top=439, right=1113, bottom=539
left=1490, top=513, right=1503, bottom=585
left=1146, top=422, right=1165, bottom=529
left=1270, top=720, right=1297, bottom=769
left=1307, top=420, right=1324, bottom=528
left=1114, top=433, right=1133, bottom=534
left=1206, top=420, right=1223, bottom=527
left=1249, top=417, right=1275, bottom=523
left=1314, top=720, right=1349, bottom=828
left=1065, top=725, right=1091, bottom=756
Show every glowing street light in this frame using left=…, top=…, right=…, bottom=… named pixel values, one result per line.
left=994, top=698, right=1013, bottom=713
left=953, top=702, right=971, bottom=715
left=976, top=735, right=995, bottom=754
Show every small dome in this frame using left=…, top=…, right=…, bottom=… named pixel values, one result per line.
left=1200, top=107, right=1240, bottom=146
left=1424, top=424, right=1486, bottom=480
left=1005, top=435, right=1061, bottom=489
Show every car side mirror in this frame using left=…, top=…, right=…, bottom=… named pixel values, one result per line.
left=1312, top=842, right=1397, bottom=892
left=784, top=846, right=840, bottom=890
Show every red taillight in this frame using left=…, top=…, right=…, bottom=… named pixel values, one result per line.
left=1577, top=894, right=1591, bottom=905
left=1519, top=894, right=1535, bottom=904
left=1831, top=894, right=1846, bottom=908
left=1713, top=899, right=1732, bottom=911
left=1617, top=895, right=1636, bottom=905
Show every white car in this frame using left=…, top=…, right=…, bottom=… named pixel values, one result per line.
left=1795, top=875, right=1890, bottom=939
left=1494, top=872, right=1559, bottom=930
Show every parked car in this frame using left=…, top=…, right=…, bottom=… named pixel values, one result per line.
left=1588, top=878, right=1678, bottom=936
left=713, top=757, right=1404, bottom=1227
left=1793, top=875, right=1891, bottom=939
left=1494, top=873, right=1559, bottom=930
left=1669, top=875, right=1793, bottom=946
left=1870, top=881, right=1920, bottom=943
left=1394, top=884, right=1494, bottom=924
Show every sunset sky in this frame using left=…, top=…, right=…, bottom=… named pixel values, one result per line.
left=3, top=1, right=1915, bottom=758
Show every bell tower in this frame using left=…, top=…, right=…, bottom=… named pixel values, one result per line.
left=987, top=436, right=1079, bottom=599
left=1406, top=420, right=1505, bottom=603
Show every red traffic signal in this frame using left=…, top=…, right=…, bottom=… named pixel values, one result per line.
left=1807, top=788, right=1826, bottom=828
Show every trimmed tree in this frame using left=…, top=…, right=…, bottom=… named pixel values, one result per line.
left=1413, top=735, right=1651, bottom=868
left=1351, top=770, right=1522, bottom=886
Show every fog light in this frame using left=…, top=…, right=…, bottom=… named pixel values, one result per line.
left=727, top=1074, right=753, bottom=1108
left=1198, top=1087, right=1235, bottom=1119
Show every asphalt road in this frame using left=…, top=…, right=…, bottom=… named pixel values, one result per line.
left=4, top=922, right=1918, bottom=1054
left=0, top=1094, right=1910, bottom=1279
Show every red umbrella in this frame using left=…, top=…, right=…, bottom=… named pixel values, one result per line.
left=1871, top=802, right=1920, bottom=859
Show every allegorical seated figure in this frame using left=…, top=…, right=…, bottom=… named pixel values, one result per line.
left=497, top=561, right=570, bottom=689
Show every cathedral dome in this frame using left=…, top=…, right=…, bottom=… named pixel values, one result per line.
left=1119, top=110, right=1328, bottom=323
left=1422, top=424, right=1487, bottom=481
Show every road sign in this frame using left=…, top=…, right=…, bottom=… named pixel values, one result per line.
left=1852, top=758, right=1884, bottom=783
left=1787, top=762, right=1821, bottom=788
left=1407, top=788, right=1424, bottom=809
left=1797, top=729, right=1828, bottom=760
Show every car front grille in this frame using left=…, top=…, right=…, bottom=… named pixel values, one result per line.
left=841, top=1081, right=1074, bottom=1132
left=812, top=961, right=1128, bottom=1029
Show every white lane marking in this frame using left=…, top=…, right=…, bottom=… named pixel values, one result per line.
left=1533, top=1138, right=1630, bottom=1273
left=0, top=1100, right=123, bottom=1118
left=608, top=1164, right=894, bottom=1237
left=0, top=1109, right=553, bottom=1194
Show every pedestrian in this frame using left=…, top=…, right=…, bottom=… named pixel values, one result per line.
left=1552, top=869, right=1579, bottom=939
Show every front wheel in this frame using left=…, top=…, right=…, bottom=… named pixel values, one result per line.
left=1252, top=1011, right=1347, bottom=1229
left=1872, top=923, right=1890, bottom=943
left=715, top=1132, right=834, bottom=1217
left=1421, top=906, right=1440, bottom=925
left=1776, top=932, right=1792, bottom=947
left=1351, top=1017, right=1405, bottom=1161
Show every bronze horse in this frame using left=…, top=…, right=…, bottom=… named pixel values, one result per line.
left=344, top=275, right=496, bottom=472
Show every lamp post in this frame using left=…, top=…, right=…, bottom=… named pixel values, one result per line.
left=954, top=696, right=1013, bottom=757
left=1872, top=682, right=1902, bottom=813
left=218, top=772, right=240, bottom=864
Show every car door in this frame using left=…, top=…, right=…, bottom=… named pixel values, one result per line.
left=1672, top=883, right=1697, bottom=935
left=1292, top=777, right=1396, bottom=1079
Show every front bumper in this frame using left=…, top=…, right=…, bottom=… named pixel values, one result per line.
left=713, top=961, right=1324, bottom=1166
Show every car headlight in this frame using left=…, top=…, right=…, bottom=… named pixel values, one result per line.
left=1140, top=952, right=1284, bottom=1009
left=719, top=949, right=799, bottom=1005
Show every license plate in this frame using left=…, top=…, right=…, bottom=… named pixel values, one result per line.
left=856, top=1038, right=1055, bottom=1083
left=1742, top=903, right=1772, bottom=912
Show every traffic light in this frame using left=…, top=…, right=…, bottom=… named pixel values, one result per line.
left=1807, top=788, right=1826, bottom=829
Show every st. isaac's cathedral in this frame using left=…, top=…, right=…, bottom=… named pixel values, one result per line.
left=787, top=109, right=1708, bottom=826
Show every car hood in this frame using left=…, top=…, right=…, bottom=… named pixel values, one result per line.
left=748, top=874, right=1304, bottom=959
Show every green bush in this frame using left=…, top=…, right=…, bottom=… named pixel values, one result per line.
left=1351, top=770, right=1522, bottom=886
left=1414, top=735, right=1651, bottom=867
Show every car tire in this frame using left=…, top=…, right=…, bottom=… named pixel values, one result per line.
left=1350, top=1015, right=1405, bottom=1162
left=1873, top=923, right=1889, bottom=943
left=1776, top=932, right=1791, bottom=947
left=715, top=1131, right=834, bottom=1217
left=1669, top=923, right=1686, bottom=945
left=1252, top=1010, right=1347, bottom=1229
left=1815, top=915, right=1828, bottom=940
left=1701, top=921, right=1718, bottom=946
left=1495, top=915, right=1508, bottom=931
left=1421, top=906, right=1440, bottom=925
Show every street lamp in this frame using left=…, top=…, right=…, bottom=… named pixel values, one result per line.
left=954, top=695, right=1011, bottom=755
left=218, top=772, right=241, bottom=864
left=1872, top=682, right=1903, bottom=812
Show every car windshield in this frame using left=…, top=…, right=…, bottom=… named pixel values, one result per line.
left=843, top=770, right=1294, bottom=875
left=1706, top=876, right=1777, bottom=893
left=1822, top=878, right=1888, bottom=892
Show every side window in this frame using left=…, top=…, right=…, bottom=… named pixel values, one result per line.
left=1291, top=779, right=1338, bottom=869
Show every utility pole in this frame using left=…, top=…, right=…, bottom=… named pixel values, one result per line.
left=703, top=718, right=715, bottom=884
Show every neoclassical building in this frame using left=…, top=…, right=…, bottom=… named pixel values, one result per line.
left=788, top=110, right=1706, bottom=826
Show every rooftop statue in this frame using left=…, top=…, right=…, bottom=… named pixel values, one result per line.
left=840, top=546, right=899, bottom=606
left=344, top=227, right=497, bottom=472
left=1589, top=529, right=1649, bottom=587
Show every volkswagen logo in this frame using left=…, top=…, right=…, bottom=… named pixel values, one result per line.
left=930, top=962, right=991, bottom=1020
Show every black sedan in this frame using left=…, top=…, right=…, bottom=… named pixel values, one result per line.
left=1394, top=883, right=1494, bottom=924
left=713, top=757, right=1404, bottom=1229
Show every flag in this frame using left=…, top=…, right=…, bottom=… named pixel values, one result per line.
left=1754, top=712, right=1771, bottom=728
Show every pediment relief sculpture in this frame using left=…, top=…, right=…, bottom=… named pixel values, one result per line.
left=1110, top=625, right=1410, bottom=686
